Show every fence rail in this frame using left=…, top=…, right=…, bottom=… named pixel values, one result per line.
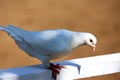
left=0, top=53, right=120, bottom=80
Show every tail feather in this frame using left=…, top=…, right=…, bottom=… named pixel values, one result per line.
left=0, top=25, right=28, bottom=36
left=0, top=25, right=17, bottom=35
left=5, top=25, right=28, bottom=34
left=0, top=26, right=9, bottom=32
left=0, top=25, right=26, bottom=41
left=0, top=25, right=36, bottom=56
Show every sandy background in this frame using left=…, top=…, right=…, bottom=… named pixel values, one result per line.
left=0, top=0, right=120, bottom=80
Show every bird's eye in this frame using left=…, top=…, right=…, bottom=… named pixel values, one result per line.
left=89, top=39, right=93, bottom=42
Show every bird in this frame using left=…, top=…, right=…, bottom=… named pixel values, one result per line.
left=0, top=25, right=97, bottom=80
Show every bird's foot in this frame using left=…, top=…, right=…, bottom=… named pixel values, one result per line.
left=49, top=63, right=65, bottom=80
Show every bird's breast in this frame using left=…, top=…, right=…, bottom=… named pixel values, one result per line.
left=50, top=50, right=71, bottom=60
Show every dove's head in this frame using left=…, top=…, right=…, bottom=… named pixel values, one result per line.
left=84, top=33, right=97, bottom=51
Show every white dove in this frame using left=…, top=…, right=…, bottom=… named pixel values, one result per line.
left=0, top=25, right=97, bottom=79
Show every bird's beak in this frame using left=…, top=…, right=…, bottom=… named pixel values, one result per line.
left=91, top=45, right=96, bottom=52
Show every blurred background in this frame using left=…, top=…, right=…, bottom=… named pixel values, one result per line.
left=0, top=0, right=119, bottom=80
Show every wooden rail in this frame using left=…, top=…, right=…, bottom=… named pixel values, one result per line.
left=0, top=53, right=120, bottom=80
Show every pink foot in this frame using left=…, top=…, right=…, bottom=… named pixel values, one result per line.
left=49, top=63, right=65, bottom=80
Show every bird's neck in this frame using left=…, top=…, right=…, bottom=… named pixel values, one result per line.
left=71, top=33, right=85, bottom=50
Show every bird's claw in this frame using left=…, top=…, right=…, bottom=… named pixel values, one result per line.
left=49, top=63, right=65, bottom=80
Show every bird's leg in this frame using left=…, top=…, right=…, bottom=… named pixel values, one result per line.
left=49, top=63, right=65, bottom=80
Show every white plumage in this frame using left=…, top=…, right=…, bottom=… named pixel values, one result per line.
left=0, top=25, right=97, bottom=68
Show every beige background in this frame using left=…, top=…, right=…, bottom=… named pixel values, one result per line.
left=0, top=0, right=120, bottom=80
